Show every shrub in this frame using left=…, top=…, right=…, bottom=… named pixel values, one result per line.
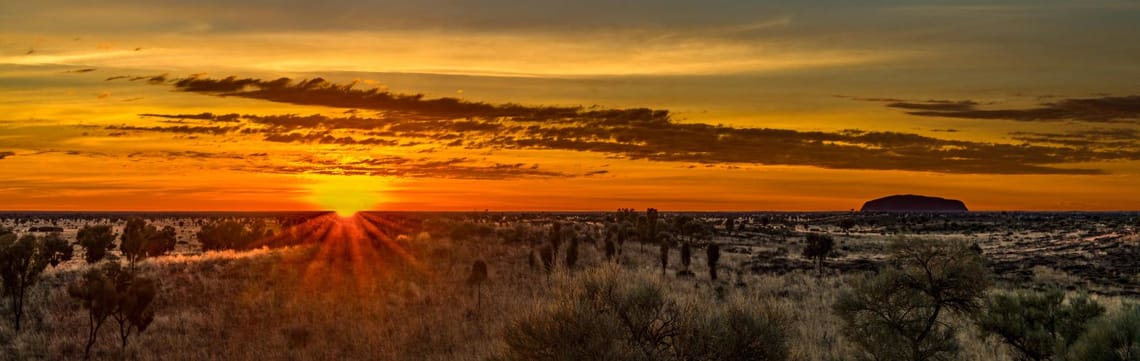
left=68, top=262, right=157, bottom=356
left=1067, top=305, right=1140, bottom=361
left=834, top=238, right=988, bottom=361
left=976, top=288, right=1104, bottom=361
left=495, top=266, right=788, bottom=361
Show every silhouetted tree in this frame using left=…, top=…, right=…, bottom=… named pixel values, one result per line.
left=839, top=218, right=857, bottom=234
left=68, top=265, right=116, bottom=359
left=539, top=246, right=554, bottom=274
left=802, top=233, right=834, bottom=277
left=678, top=242, right=694, bottom=277
left=659, top=241, right=669, bottom=276
left=0, top=230, right=72, bottom=331
left=120, top=218, right=175, bottom=269
left=604, top=239, right=617, bottom=261
left=646, top=208, right=659, bottom=245
left=468, top=260, right=488, bottom=310
left=706, top=243, right=721, bottom=281
left=549, top=222, right=563, bottom=253
left=103, top=262, right=157, bottom=349
left=725, top=217, right=736, bottom=235
left=834, top=238, right=988, bottom=361
left=565, top=238, right=579, bottom=271
left=77, top=224, right=117, bottom=263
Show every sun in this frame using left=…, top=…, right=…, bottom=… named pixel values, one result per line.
left=303, top=174, right=388, bottom=216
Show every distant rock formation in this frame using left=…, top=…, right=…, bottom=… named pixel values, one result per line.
left=860, top=194, right=968, bottom=212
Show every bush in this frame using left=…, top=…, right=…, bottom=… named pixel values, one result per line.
left=834, top=238, right=988, bottom=361
left=1067, top=305, right=1140, bottom=361
left=495, top=265, right=788, bottom=361
left=976, top=288, right=1104, bottom=361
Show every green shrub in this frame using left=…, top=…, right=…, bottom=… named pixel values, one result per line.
left=976, top=288, right=1103, bottom=361
left=1067, top=305, right=1140, bottom=361
left=495, top=265, right=788, bottom=361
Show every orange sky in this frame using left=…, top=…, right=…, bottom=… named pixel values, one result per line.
left=2, top=1, right=1139, bottom=211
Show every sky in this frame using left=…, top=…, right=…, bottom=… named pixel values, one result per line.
left=1, top=0, right=1139, bottom=211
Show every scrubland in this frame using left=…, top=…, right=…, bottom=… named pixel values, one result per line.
left=0, top=212, right=1137, bottom=360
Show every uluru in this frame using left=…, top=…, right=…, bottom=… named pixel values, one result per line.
left=860, top=194, right=968, bottom=212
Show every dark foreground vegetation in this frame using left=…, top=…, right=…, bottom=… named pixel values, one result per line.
left=0, top=210, right=1138, bottom=360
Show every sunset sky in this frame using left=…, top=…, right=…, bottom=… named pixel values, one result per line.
left=2, top=0, right=1139, bottom=211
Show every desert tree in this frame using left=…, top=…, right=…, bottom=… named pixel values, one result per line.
left=565, top=237, right=579, bottom=271
left=604, top=239, right=617, bottom=261
left=68, top=265, right=117, bottom=359
left=834, top=238, right=989, bottom=361
left=659, top=241, right=670, bottom=276
left=103, top=262, right=157, bottom=349
left=0, top=230, right=72, bottom=331
left=839, top=218, right=857, bottom=234
left=646, top=207, right=658, bottom=244
left=706, top=243, right=721, bottom=281
left=976, top=288, right=1104, bottom=361
left=549, top=222, right=563, bottom=253
left=539, top=245, right=554, bottom=274
left=802, top=233, right=834, bottom=277
left=77, top=224, right=117, bottom=263
left=678, top=242, right=694, bottom=277
left=120, top=218, right=175, bottom=270
left=468, top=260, right=488, bottom=310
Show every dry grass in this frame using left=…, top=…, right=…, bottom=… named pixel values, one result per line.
left=1, top=227, right=1135, bottom=361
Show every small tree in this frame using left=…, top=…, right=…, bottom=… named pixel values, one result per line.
left=834, top=238, right=988, bottom=361
left=0, top=231, right=72, bottom=331
left=678, top=242, right=694, bottom=277
left=468, top=260, right=488, bottom=310
left=68, top=266, right=117, bottom=359
left=802, top=233, right=834, bottom=276
left=839, top=219, right=857, bottom=234
left=976, top=288, right=1104, bottom=361
left=706, top=243, right=721, bottom=281
left=106, top=262, right=156, bottom=349
left=539, top=246, right=554, bottom=274
left=659, top=241, right=670, bottom=276
left=77, top=224, right=117, bottom=263
left=565, top=238, right=579, bottom=271
left=604, top=240, right=617, bottom=261
left=121, top=218, right=175, bottom=270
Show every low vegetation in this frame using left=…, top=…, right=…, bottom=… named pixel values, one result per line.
left=0, top=210, right=1136, bottom=360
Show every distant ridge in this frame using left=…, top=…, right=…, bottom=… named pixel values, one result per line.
left=860, top=194, right=968, bottom=212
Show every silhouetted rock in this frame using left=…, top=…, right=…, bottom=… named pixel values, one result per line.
left=861, top=194, right=968, bottom=212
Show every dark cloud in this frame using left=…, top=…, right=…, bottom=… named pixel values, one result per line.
left=0, top=151, right=14, bottom=160
left=66, top=68, right=97, bottom=73
left=140, top=112, right=241, bottom=122
left=105, top=124, right=240, bottom=135
left=872, top=96, right=1140, bottom=124
left=128, top=75, right=1140, bottom=175
left=1009, top=128, right=1140, bottom=149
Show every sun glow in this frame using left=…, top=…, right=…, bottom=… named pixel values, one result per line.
left=303, top=174, right=388, bottom=216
